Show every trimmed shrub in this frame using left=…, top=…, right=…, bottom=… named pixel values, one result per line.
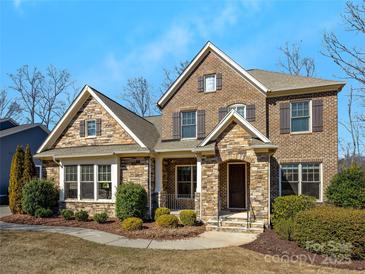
left=156, top=214, right=179, bottom=228
left=8, top=145, right=25, bottom=214
left=115, top=183, right=147, bottom=221
left=154, top=207, right=170, bottom=220
left=121, top=217, right=143, bottom=231
left=274, top=218, right=296, bottom=241
left=326, top=165, right=365, bottom=209
left=93, top=212, right=108, bottom=224
left=294, top=205, right=365, bottom=259
left=75, top=210, right=89, bottom=222
left=34, top=208, right=53, bottom=218
left=179, top=210, right=196, bottom=226
left=21, top=179, right=58, bottom=216
left=61, top=209, right=74, bottom=220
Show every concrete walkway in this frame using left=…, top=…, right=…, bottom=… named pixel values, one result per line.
left=0, top=205, right=11, bottom=217
left=0, top=221, right=257, bottom=250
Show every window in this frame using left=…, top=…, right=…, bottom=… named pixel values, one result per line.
left=281, top=163, right=321, bottom=200
left=86, top=120, right=96, bottom=137
left=81, top=165, right=94, bottom=199
left=181, top=111, right=196, bottom=139
left=176, top=165, right=197, bottom=198
left=229, top=104, right=246, bottom=118
left=291, top=101, right=310, bottom=132
left=35, top=165, right=42, bottom=179
left=64, top=165, right=78, bottom=199
left=98, top=165, right=112, bottom=199
left=204, top=74, right=216, bottom=92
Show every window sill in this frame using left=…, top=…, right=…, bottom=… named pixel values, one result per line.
left=63, top=199, right=114, bottom=204
left=181, top=137, right=197, bottom=140
left=85, top=135, right=97, bottom=139
left=204, top=90, right=216, bottom=93
left=290, top=131, right=312, bottom=135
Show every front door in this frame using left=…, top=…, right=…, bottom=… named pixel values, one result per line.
left=228, top=163, right=246, bottom=209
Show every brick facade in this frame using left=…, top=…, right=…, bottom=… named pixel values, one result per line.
left=54, top=96, right=135, bottom=148
left=160, top=51, right=267, bottom=140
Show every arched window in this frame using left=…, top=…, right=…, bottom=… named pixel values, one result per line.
left=228, top=104, right=246, bottom=118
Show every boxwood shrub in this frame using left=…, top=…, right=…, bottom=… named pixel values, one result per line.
left=61, top=209, right=74, bottom=220
left=121, top=217, right=143, bottom=231
left=156, top=214, right=179, bottom=228
left=75, top=210, right=89, bottom=222
left=115, top=183, right=147, bottom=221
left=326, top=165, right=365, bottom=209
left=179, top=210, right=196, bottom=226
left=21, top=179, right=59, bottom=216
left=34, top=208, right=53, bottom=218
left=294, top=205, right=365, bottom=259
left=93, top=212, right=108, bottom=224
left=154, top=207, right=170, bottom=220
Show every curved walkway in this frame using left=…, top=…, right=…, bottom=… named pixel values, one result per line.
left=0, top=221, right=257, bottom=250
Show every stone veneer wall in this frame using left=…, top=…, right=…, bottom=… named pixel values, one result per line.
left=42, top=160, right=59, bottom=186
left=201, top=156, right=219, bottom=221
left=59, top=201, right=115, bottom=217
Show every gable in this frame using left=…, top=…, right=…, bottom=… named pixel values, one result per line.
left=53, top=95, right=136, bottom=148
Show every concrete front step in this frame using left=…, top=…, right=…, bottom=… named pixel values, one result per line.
left=206, top=225, right=264, bottom=234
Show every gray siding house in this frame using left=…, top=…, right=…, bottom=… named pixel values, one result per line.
left=0, top=119, right=49, bottom=204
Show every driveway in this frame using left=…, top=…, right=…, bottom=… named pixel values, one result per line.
left=0, top=205, right=11, bottom=217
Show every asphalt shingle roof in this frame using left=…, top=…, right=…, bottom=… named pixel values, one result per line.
left=0, top=124, right=49, bottom=138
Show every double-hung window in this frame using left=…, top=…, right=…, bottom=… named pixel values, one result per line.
left=64, top=165, right=78, bottom=199
left=229, top=104, right=246, bottom=118
left=281, top=163, right=321, bottom=200
left=181, top=111, right=196, bottom=139
left=291, top=101, right=310, bottom=132
left=204, top=74, right=216, bottom=92
left=86, top=120, right=96, bottom=137
left=98, top=165, right=112, bottom=199
left=81, top=165, right=94, bottom=199
left=176, top=165, right=197, bottom=198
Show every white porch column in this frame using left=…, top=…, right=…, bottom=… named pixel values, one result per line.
left=155, top=156, right=162, bottom=192
left=196, top=155, right=202, bottom=193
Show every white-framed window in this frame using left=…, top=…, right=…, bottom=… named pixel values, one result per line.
left=181, top=111, right=196, bottom=139
left=204, top=74, right=216, bottom=92
left=64, top=165, right=78, bottom=199
left=80, top=165, right=94, bottom=200
left=86, top=119, right=96, bottom=137
left=176, top=165, right=197, bottom=198
left=280, top=163, right=322, bottom=201
left=291, top=101, right=310, bottom=133
left=98, top=165, right=112, bottom=199
left=229, top=104, right=246, bottom=118
left=35, top=165, right=42, bottom=179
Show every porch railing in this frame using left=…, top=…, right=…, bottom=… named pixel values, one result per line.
left=160, top=193, right=195, bottom=211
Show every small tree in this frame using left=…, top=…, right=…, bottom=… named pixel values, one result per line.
left=22, top=144, right=36, bottom=184
left=8, top=145, right=25, bottom=213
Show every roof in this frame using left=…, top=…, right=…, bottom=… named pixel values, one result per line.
left=247, top=69, right=345, bottom=93
left=0, top=123, right=49, bottom=138
left=0, top=118, right=18, bottom=126
left=34, top=144, right=148, bottom=159
left=157, top=41, right=269, bottom=108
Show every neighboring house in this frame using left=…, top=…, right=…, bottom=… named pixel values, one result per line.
left=0, top=119, right=49, bottom=204
left=35, top=42, right=345, bottom=232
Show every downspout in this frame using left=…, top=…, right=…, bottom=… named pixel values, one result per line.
left=52, top=156, right=61, bottom=166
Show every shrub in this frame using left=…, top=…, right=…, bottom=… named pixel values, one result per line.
left=8, top=145, right=25, bottom=214
left=75, top=210, right=89, bottom=221
left=156, top=214, right=179, bottom=228
left=115, top=183, right=147, bottom=221
left=22, top=144, right=36, bottom=185
left=326, top=165, right=365, bottom=209
left=34, top=208, right=53, bottom=218
left=294, top=205, right=365, bottom=259
left=21, top=179, right=58, bottom=216
left=274, top=218, right=296, bottom=241
left=154, top=207, right=170, bottom=220
left=179, top=210, right=196, bottom=226
left=93, top=212, right=108, bottom=224
left=121, top=217, right=143, bottom=231
left=61, top=209, right=74, bottom=220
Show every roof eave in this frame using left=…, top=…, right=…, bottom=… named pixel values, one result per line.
left=267, top=83, right=346, bottom=97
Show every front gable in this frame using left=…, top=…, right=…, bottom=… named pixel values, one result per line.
left=53, top=95, right=136, bottom=148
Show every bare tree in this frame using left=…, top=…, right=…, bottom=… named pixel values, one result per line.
left=161, top=60, right=190, bottom=93
left=122, top=77, right=153, bottom=117
left=9, top=65, right=44, bottom=124
left=278, top=42, right=315, bottom=77
left=37, top=65, right=72, bottom=128
left=0, top=89, right=22, bottom=121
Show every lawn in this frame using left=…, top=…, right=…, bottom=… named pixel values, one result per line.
left=0, top=231, right=357, bottom=274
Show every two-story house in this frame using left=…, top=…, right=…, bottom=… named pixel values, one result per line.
left=35, top=42, right=345, bottom=232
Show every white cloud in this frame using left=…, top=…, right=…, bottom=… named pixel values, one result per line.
left=13, top=0, right=22, bottom=9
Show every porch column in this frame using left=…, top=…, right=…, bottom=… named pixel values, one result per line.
left=196, top=155, right=202, bottom=193
left=155, top=156, right=162, bottom=192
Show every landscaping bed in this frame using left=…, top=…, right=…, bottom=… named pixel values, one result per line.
left=242, top=229, right=365, bottom=271
left=0, top=214, right=205, bottom=240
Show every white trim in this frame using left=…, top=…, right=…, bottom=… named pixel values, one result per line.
left=200, top=109, right=271, bottom=146
left=180, top=110, right=197, bottom=140
left=85, top=119, right=97, bottom=138
left=290, top=100, right=312, bottom=134
left=175, top=164, right=196, bottom=199
left=228, top=103, right=246, bottom=119
left=37, top=85, right=146, bottom=153
left=204, top=74, right=217, bottom=92
left=157, top=42, right=269, bottom=108
left=35, top=164, right=42, bottom=179
left=155, top=156, right=162, bottom=192
left=196, top=155, right=202, bottom=193
left=227, top=162, right=248, bottom=210
left=319, top=163, right=324, bottom=203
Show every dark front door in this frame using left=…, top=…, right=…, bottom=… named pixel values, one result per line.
left=228, top=163, right=246, bottom=209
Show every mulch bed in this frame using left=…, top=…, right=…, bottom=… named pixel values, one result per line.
left=242, top=229, right=365, bottom=271
left=0, top=214, right=206, bottom=241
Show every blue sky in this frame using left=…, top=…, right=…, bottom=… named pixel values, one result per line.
left=0, top=0, right=363, bottom=154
